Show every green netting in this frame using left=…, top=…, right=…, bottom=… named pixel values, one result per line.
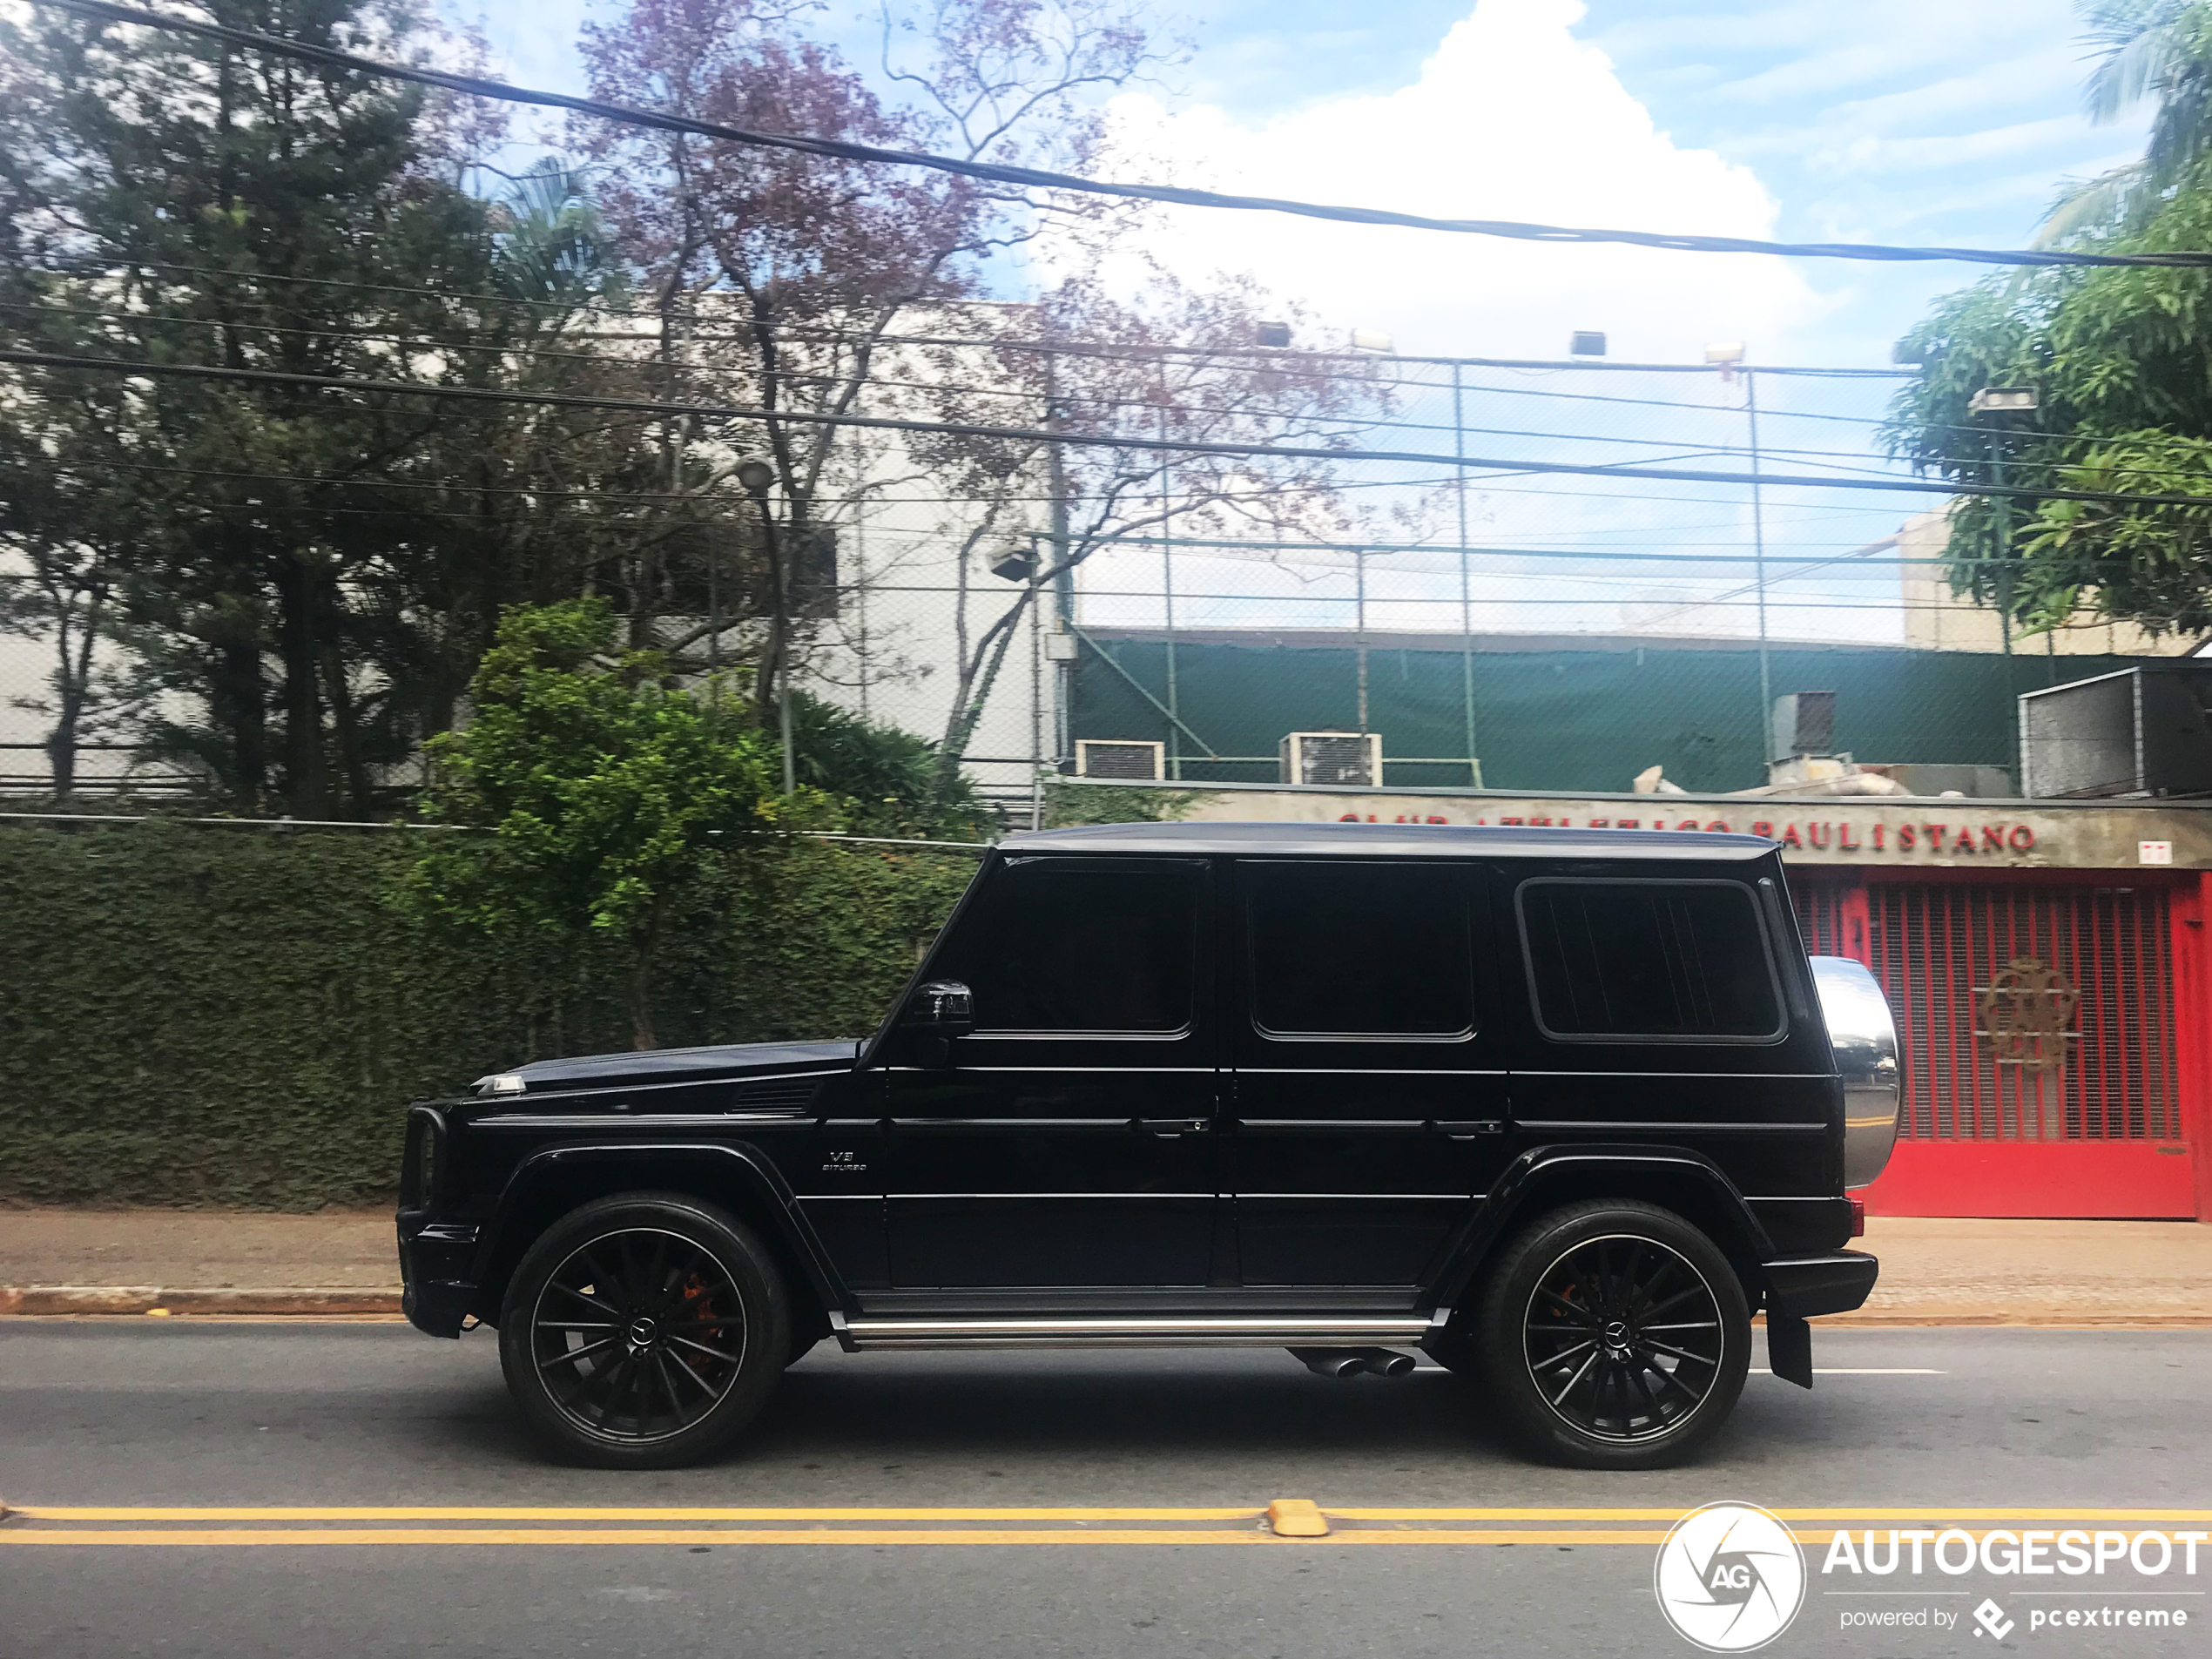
left=1071, top=634, right=2165, bottom=794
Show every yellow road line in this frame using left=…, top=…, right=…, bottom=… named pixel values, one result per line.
left=23, top=1506, right=2210, bottom=1525
left=9, top=1526, right=2182, bottom=1548
left=0, top=1527, right=1673, bottom=1548
left=1333, top=1508, right=2212, bottom=1523
left=17, top=1506, right=1260, bottom=1523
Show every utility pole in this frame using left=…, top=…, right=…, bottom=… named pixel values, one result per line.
left=1355, top=548, right=1369, bottom=732
left=1453, top=361, right=1479, bottom=786
left=1157, top=371, right=1181, bottom=780
left=1045, top=349, right=1075, bottom=771
left=1745, top=364, right=1773, bottom=763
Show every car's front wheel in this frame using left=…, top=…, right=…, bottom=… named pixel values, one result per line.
left=1474, top=1199, right=1750, bottom=1470
left=498, top=1191, right=790, bottom=1468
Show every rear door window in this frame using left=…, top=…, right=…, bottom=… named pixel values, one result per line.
left=1517, top=879, right=1784, bottom=1042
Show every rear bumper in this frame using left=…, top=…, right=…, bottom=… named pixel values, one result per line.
left=396, top=1217, right=480, bottom=1339
left=1762, top=1250, right=1878, bottom=1318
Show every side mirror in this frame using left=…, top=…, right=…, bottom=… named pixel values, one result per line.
left=906, top=980, right=974, bottom=1036
left=904, top=981, right=973, bottom=1068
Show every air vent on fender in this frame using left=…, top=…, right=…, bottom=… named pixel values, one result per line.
left=732, top=1077, right=824, bottom=1112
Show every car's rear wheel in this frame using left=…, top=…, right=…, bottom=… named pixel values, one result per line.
left=1475, top=1199, right=1749, bottom=1470
left=498, top=1191, right=789, bottom=1468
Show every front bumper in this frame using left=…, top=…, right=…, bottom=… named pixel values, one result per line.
left=1763, top=1250, right=1879, bottom=1318
left=396, top=1217, right=480, bottom=1339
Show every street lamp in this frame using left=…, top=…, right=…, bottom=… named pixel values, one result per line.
left=735, top=456, right=796, bottom=794
left=1969, top=386, right=2040, bottom=659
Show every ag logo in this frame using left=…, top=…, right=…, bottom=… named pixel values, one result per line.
left=1654, top=1501, right=1807, bottom=1652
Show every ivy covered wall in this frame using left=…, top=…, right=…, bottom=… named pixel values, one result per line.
left=0, top=822, right=976, bottom=1208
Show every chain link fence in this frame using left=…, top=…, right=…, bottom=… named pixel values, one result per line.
left=5, top=351, right=2189, bottom=818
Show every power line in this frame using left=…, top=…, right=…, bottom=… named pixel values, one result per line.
left=14, top=347, right=2204, bottom=509
left=11, top=296, right=2109, bottom=483
left=35, top=0, right=2212, bottom=270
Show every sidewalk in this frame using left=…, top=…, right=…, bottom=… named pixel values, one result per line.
left=1, top=1208, right=2207, bottom=1323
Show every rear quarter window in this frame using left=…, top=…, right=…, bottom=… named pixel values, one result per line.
left=1516, top=878, right=1784, bottom=1043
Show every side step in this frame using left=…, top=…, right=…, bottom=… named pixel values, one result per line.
left=837, top=1312, right=1443, bottom=1351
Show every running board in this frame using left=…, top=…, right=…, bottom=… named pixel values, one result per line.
left=834, top=1312, right=1445, bottom=1352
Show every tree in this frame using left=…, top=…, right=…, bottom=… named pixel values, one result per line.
left=402, top=599, right=819, bottom=1049
left=907, top=268, right=1387, bottom=796
left=1885, top=0, right=2212, bottom=642
left=786, top=691, right=990, bottom=838
left=0, top=3, right=664, bottom=812
left=2040, top=0, right=2212, bottom=241
left=575, top=0, right=1168, bottom=718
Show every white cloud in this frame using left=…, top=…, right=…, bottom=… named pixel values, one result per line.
left=1100, top=0, right=1824, bottom=364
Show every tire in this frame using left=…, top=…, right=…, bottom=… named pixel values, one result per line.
left=1474, top=1199, right=1750, bottom=1470
left=498, top=1191, right=791, bottom=1469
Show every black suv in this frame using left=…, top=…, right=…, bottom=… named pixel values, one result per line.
left=397, top=822, right=1897, bottom=1470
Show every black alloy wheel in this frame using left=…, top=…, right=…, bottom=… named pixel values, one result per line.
left=1475, top=1200, right=1750, bottom=1470
left=498, top=1192, right=789, bottom=1468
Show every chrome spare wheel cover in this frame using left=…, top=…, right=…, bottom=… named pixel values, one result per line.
left=1810, top=955, right=1901, bottom=1189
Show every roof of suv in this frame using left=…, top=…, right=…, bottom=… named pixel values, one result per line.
left=998, top=820, right=1773, bottom=860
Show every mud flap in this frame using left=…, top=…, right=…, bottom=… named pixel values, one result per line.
left=1766, top=1312, right=1813, bottom=1389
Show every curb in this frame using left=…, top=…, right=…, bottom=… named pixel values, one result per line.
left=0, top=1285, right=403, bottom=1316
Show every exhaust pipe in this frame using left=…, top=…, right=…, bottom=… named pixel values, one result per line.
left=1289, top=1346, right=1368, bottom=1379
left=1287, top=1346, right=1418, bottom=1378
left=1352, top=1346, right=1417, bottom=1378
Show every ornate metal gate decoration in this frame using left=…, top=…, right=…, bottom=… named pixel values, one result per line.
left=1973, top=956, right=2080, bottom=1073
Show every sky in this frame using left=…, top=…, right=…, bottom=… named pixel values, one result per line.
left=466, top=0, right=2150, bottom=368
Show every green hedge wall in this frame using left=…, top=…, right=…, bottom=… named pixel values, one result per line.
left=0, top=821, right=976, bottom=1209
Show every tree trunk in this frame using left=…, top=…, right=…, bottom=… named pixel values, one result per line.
left=624, top=941, right=659, bottom=1051
left=935, top=586, right=1033, bottom=800
left=44, top=585, right=102, bottom=799
left=321, top=635, right=375, bottom=816
left=212, top=637, right=267, bottom=813
left=274, top=553, right=327, bottom=817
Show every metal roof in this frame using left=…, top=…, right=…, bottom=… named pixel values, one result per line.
left=998, top=820, right=1774, bottom=860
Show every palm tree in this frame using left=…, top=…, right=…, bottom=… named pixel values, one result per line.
left=2038, top=0, right=2212, bottom=242
left=488, top=158, right=624, bottom=307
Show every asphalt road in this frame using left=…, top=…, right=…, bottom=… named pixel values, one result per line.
left=2, top=1322, right=2207, bottom=1658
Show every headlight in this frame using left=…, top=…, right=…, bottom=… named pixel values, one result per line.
left=402, top=1106, right=446, bottom=1207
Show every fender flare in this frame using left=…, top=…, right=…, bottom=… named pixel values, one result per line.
left=1428, top=1142, right=1779, bottom=1312
left=472, top=1141, right=850, bottom=1315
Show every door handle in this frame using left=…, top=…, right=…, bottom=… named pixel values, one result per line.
left=1432, top=1119, right=1505, bottom=1140
left=1138, top=1118, right=1211, bottom=1137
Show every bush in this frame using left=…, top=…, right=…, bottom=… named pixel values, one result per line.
left=0, top=819, right=976, bottom=1207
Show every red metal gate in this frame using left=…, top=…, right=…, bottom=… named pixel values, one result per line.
left=1793, top=876, right=2195, bottom=1217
